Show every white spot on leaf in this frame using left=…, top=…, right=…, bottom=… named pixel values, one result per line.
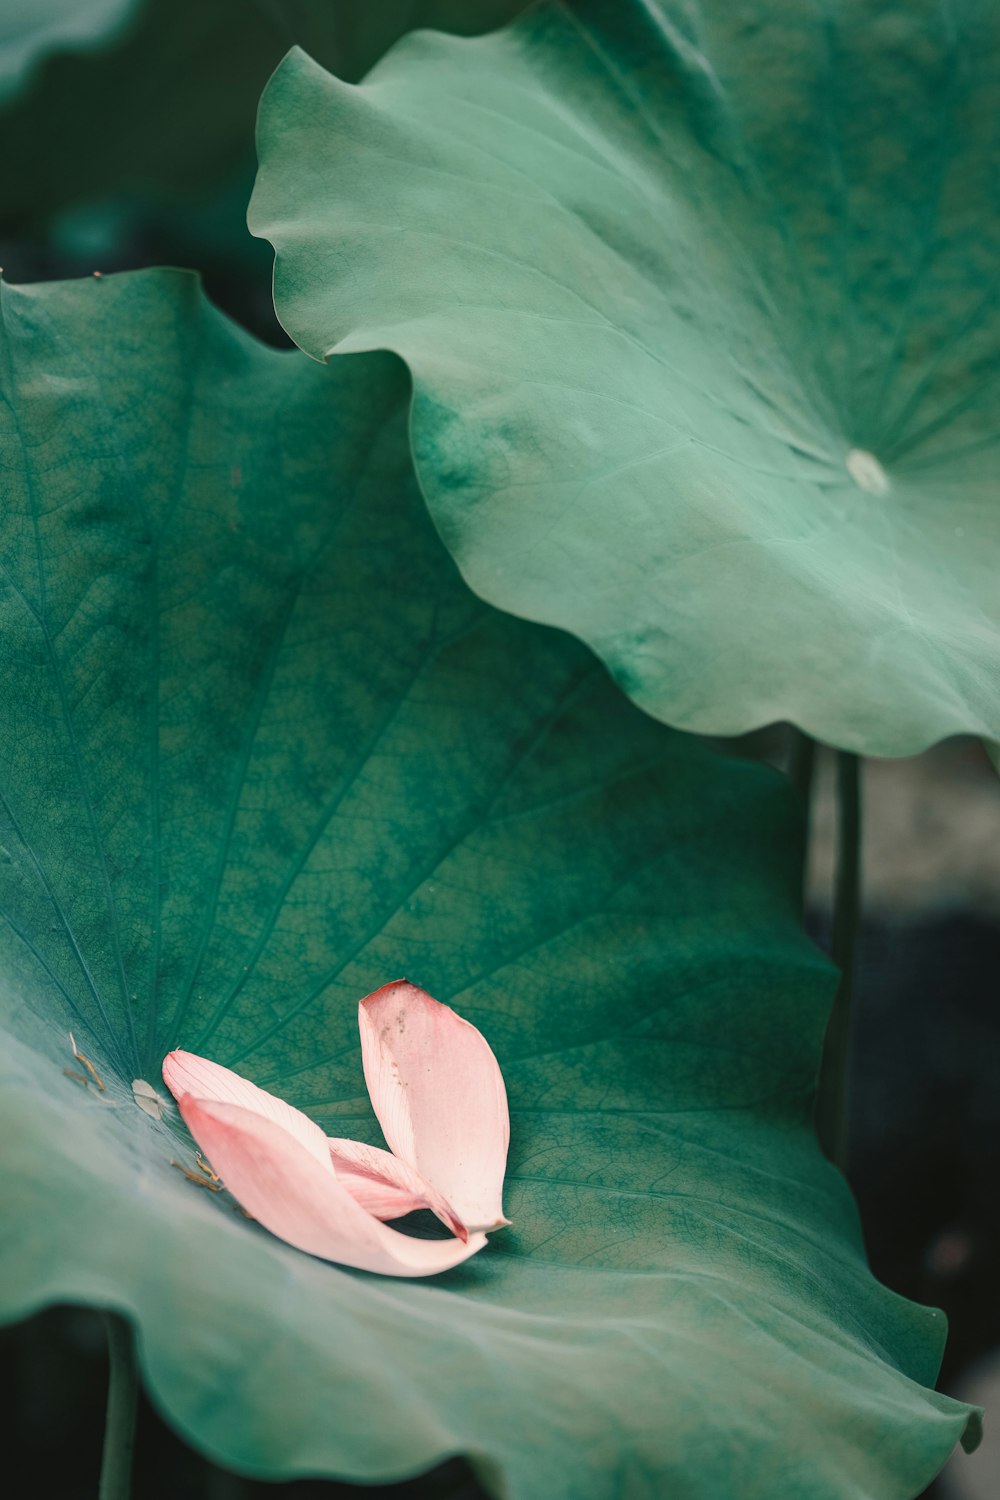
left=133, top=1079, right=166, bottom=1119
left=846, top=448, right=889, bottom=495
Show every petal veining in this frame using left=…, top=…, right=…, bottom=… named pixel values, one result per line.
left=163, top=1050, right=332, bottom=1172
left=328, top=1136, right=468, bottom=1241
left=358, top=981, right=510, bottom=1233
left=178, top=1096, right=486, bottom=1277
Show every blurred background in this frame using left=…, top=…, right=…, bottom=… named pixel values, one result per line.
left=806, top=741, right=1000, bottom=1500
left=2, top=5, right=998, bottom=1496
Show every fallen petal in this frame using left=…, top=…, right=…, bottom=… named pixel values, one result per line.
left=162, top=1050, right=332, bottom=1173
left=177, top=1095, right=485, bottom=1277
left=164, top=1051, right=466, bottom=1238
left=327, top=1137, right=468, bottom=1242
left=358, top=982, right=510, bottom=1233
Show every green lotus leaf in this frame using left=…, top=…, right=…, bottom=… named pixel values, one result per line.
left=1, top=0, right=528, bottom=228
left=0, top=0, right=135, bottom=101
left=0, top=271, right=976, bottom=1497
left=250, top=0, right=1000, bottom=756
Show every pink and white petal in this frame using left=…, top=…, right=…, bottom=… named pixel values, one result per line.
left=178, top=1096, right=486, bottom=1278
left=328, top=1137, right=468, bottom=1241
left=162, top=1051, right=331, bottom=1172
left=358, top=981, right=510, bottom=1233
left=328, top=1160, right=426, bottom=1224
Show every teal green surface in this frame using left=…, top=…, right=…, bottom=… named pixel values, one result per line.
left=0, top=0, right=135, bottom=100
left=0, top=272, right=977, bottom=1497
left=251, top=0, right=1000, bottom=756
left=1, top=0, right=528, bottom=226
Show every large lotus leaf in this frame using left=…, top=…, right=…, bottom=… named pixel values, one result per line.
left=1, top=0, right=528, bottom=228
left=0, top=270, right=976, bottom=1498
left=250, top=0, right=1000, bottom=756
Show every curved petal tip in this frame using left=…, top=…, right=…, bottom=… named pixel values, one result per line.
left=358, top=981, right=510, bottom=1232
left=177, top=1095, right=485, bottom=1278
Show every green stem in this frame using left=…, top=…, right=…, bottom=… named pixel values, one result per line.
left=787, top=728, right=817, bottom=811
left=786, top=729, right=816, bottom=914
left=206, top=1469, right=254, bottom=1499
left=816, top=751, right=862, bottom=1173
left=99, top=1315, right=139, bottom=1500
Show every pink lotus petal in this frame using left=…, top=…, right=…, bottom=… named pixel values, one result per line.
left=163, top=1050, right=332, bottom=1172
left=327, top=1137, right=468, bottom=1242
left=358, top=981, right=510, bottom=1233
left=178, top=1095, right=486, bottom=1277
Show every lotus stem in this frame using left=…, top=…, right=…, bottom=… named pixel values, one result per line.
left=817, top=751, right=862, bottom=1172
left=99, top=1314, right=139, bottom=1500
left=787, top=728, right=817, bottom=913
